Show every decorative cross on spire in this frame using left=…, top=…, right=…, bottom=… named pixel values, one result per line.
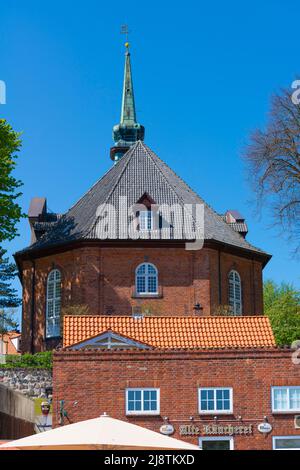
left=121, top=24, right=130, bottom=49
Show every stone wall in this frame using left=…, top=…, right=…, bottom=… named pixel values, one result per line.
left=0, top=369, right=52, bottom=398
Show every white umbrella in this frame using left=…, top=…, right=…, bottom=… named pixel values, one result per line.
left=0, top=413, right=199, bottom=450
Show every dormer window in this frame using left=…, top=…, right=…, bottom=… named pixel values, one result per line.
left=139, top=210, right=153, bottom=231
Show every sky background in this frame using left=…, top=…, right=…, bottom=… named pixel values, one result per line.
left=1, top=0, right=300, bottom=323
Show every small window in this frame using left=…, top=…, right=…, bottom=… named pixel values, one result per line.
left=135, top=263, right=158, bottom=295
left=228, top=270, right=242, bottom=315
left=273, top=436, right=300, bottom=450
left=126, top=388, right=160, bottom=415
left=46, top=269, right=61, bottom=338
left=139, top=210, right=153, bottom=231
left=199, top=437, right=234, bottom=450
left=198, top=388, right=233, bottom=414
left=272, top=386, right=300, bottom=413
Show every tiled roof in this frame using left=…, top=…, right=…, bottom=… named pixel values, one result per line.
left=63, top=315, right=276, bottom=350
left=16, top=141, right=270, bottom=260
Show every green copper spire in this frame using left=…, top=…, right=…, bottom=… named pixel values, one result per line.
left=110, top=43, right=145, bottom=162
left=121, top=50, right=137, bottom=124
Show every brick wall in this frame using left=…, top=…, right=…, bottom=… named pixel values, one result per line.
left=53, top=348, right=300, bottom=450
left=21, top=245, right=264, bottom=353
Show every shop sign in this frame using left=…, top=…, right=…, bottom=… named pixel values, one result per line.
left=257, top=422, right=272, bottom=434
left=160, top=424, right=175, bottom=435
left=179, top=424, right=253, bottom=436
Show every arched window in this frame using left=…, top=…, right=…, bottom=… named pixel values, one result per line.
left=46, top=269, right=62, bottom=338
left=135, top=263, right=158, bottom=295
left=228, top=270, right=242, bottom=315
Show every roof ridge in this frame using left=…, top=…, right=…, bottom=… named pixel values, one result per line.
left=86, top=142, right=141, bottom=237
left=64, top=315, right=268, bottom=319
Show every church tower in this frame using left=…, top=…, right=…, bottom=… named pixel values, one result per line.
left=110, top=43, right=145, bottom=162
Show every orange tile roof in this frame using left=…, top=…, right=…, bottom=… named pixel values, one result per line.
left=63, top=316, right=276, bottom=350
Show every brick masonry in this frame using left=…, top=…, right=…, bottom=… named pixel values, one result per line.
left=20, top=245, right=264, bottom=353
left=52, top=348, right=300, bottom=450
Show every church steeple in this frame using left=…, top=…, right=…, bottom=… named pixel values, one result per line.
left=110, top=43, right=145, bottom=162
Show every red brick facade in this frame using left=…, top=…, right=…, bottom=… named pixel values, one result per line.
left=20, top=243, right=264, bottom=353
left=53, top=348, right=300, bottom=450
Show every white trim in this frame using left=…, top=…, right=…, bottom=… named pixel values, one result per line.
left=70, top=331, right=151, bottom=350
left=272, top=436, right=300, bottom=450
left=199, top=436, right=234, bottom=450
left=126, top=388, right=160, bottom=416
left=271, top=386, right=300, bottom=413
left=198, top=387, right=233, bottom=415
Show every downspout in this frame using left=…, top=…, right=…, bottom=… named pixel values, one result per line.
left=30, top=260, right=36, bottom=354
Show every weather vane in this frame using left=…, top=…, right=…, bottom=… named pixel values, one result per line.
left=121, top=24, right=130, bottom=49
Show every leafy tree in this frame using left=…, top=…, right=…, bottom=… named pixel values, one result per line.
left=0, top=119, right=24, bottom=243
left=244, top=86, right=300, bottom=255
left=264, top=280, right=300, bottom=346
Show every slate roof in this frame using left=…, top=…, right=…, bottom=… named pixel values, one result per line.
left=16, top=141, right=270, bottom=259
left=63, top=315, right=276, bottom=350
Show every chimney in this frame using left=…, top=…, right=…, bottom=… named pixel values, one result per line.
left=28, top=198, right=47, bottom=244
left=224, top=210, right=248, bottom=238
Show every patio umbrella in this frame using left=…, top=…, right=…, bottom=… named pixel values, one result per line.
left=0, top=413, right=199, bottom=450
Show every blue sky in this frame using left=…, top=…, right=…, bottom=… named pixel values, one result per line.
left=1, top=0, right=300, bottom=319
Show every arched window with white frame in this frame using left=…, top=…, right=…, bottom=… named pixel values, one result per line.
left=228, top=270, right=242, bottom=315
left=135, top=263, right=158, bottom=295
left=46, top=269, right=62, bottom=338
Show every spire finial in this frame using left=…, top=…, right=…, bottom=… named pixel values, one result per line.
left=121, top=24, right=130, bottom=51
left=110, top=27, right=145, bottom=162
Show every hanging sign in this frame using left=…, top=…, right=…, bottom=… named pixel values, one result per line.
left=257, top=422, right=272, bottom=434
left=160, top=424, right=175, bottom=436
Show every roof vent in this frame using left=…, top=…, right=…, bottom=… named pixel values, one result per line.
left=132, top=306, right=144, bottom=320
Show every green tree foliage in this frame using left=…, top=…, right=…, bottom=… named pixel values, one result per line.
left=0, top=119, right=24, bottom=243
left=1, top=351, right=52, bottom=370
left=264, top=280, right=300, bottom=346
left=0, top=248, right=21, bottom=309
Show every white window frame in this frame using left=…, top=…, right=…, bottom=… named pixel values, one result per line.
left=46, top=269, right=62, bottom=338
left=126, top=388, right=160, bottom=416
left=228, top=270, right=242, bottom=315
left=272, top=436, right=300, bottom=450
left=271, top=386, right=300, bottom=413
left=139, top=210, right=153, bottom=231
left=199, top=436, right=234, bottom=450
left=198, top=387, right=233, bottom=415
left=135, top=263, right=158, bottom=295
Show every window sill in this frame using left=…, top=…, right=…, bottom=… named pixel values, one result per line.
left=272, top=410, right=300, bottom=415
left=132, top=293, right=162, bottom=299
left=198, top=411, right=233, bottom=416
left=126, top=412, right=160, bottom=416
